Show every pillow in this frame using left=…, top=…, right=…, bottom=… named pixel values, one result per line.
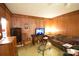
left=62, top=43, right=72, bottom=48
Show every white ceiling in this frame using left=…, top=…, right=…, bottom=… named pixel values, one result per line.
left=5, top=3, right=79, bottom=18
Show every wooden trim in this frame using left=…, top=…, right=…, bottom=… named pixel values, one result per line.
left=12, top=14, right=49, bottom=19
left=51, top=10, right=79, bottom=19
left=0, top=3, right=12, bottom=16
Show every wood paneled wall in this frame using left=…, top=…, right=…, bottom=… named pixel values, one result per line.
left=11, top=14, right=46, bottom=40
left=0, top=3, right=12, bottom=37
left=50, top=10, right=79, bottom=36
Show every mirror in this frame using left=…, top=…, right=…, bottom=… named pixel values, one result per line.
left=0, top=17, right=2, bottom=39
left=1, top=17, right=7, bottom=38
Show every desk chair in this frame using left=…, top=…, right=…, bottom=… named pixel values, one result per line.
left=37, top=35, right=51, bottom=56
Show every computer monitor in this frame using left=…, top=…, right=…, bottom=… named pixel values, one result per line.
left=35, top=28, right=45, bottom=35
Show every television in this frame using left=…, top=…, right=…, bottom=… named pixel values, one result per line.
left=35, top=28, right=45, bottom=35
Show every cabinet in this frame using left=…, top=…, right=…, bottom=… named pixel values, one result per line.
left=0, top=36, right=17, bottom=56
left=10, top=28, right=22, bottom=44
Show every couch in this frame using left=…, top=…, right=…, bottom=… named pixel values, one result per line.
left=49, top=34, right=79, bottom=52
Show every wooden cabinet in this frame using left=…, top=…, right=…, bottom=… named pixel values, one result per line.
left=0, top=36, right=17, bottom=56
left=10, top=28, right=22, bottom=44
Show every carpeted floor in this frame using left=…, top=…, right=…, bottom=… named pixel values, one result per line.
left=17, top=42, right=64, bottom=56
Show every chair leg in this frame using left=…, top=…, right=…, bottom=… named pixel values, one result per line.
left=42, top=50, right=44, bottom=56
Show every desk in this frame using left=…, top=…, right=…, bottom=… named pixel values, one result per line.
left=31, top=35, right=48, bottom=45
left=31, top=35, right=43, bottom=45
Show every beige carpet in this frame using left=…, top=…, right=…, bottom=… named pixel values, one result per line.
left=17, top=42, right=64, bottom=56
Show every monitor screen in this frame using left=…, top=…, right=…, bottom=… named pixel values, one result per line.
left=35, top=28, right=45, bottom=35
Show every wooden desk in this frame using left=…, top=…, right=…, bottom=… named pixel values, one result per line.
left=31, top=35, right=49, bottom=45
left=31, top=35, right=44, bottom=45
left=0, top=36, right=17, bottom=56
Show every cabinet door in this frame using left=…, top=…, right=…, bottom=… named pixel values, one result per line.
left=9, top=37, right=17, bottom=56
left=0, top=44, right=10, bottom=56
